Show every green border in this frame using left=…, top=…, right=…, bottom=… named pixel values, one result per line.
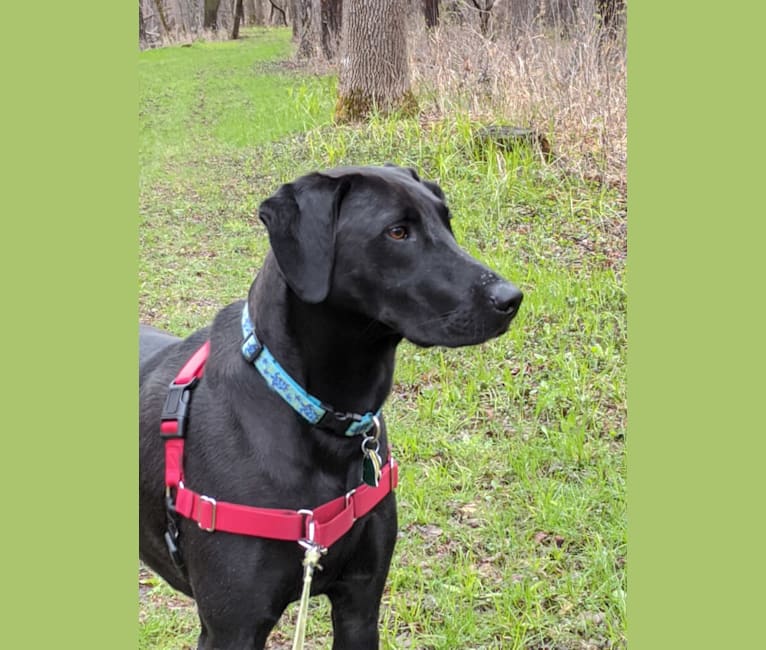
left=3, top=4, right=136, bottom=647
left=630, top=2, right=766, bottom=648
left=7, top=2, right=765, bottom=647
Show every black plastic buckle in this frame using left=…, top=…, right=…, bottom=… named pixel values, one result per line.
left=317, top=408, right=361, bottom=436
left=160, top=379, right=197, bottom=438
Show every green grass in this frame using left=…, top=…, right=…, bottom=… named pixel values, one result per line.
left=139, top=27, right=336, bottom=185
left=139, top=27, right=626, bottom=650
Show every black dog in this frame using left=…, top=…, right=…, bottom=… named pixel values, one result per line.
left=139, top=165, right=522, bottom=649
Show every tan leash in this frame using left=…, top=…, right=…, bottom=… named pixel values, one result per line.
left=291, top=542, right=327, bottom=650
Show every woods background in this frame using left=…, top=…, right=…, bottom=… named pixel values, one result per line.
left=139, top=0, right=626, bottom=183
left=139, top=1, right=625, bottom=55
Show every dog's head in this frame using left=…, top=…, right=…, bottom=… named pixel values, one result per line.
left=258, top=165, right=522, bottom=348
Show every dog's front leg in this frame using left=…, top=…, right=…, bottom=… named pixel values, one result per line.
left=327, top=575, right=387, bottom=650
left=189, top=537, right=298, bottom=650
left=194, top=603, right=282, bottom=650
left=327, top=501, right=397, bottom=650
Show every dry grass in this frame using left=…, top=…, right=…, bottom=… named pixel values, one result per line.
left=409, top=13, right=626, bottom=186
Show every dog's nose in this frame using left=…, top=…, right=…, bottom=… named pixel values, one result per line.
left=488, top=282, right=523, bottom=316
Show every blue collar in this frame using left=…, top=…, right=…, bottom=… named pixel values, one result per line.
left=240, top=303, right=382, bottom=437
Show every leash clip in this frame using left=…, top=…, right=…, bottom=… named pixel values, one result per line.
left=297, top=510, right=327, bottom=560
left=164, top=480, right=186, bottom=569
left=298, top=509, right=316, bottom=546
left=292, top=536, right=327, bottom=650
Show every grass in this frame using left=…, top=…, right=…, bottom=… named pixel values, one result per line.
left=139, top=27, right=626, bottom=650
left=139, top=27, right=336, bottom=185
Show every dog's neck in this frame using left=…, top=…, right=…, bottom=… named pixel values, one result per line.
left=249, top=254, right=400, bottom=417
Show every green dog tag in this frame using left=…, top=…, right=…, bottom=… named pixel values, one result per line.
left=362, top=450, right=382, bottom=487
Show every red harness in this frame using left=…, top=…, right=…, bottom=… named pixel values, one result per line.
left=160, top=342, right=398, bottom=549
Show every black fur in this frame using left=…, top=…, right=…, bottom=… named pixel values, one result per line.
left=139, top=165, right=523, bottom=649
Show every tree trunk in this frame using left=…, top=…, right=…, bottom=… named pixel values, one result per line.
left=423, top=0, right=439, bottom=30
left=320, top=0, right=342, bottom=59
left=335, top=0, right=416, bottom=122
left=295, top=0, right=319, bottom=58
left=139, top=2, right=146, bottom=43
left=471, top=0, right=494, bottom=38
left=243, top=0, right=258, bottom=25
left=204, top=0, right=221, bottom=30
left=232, top=0, right=245, bottom=38
left=270, top=0, right=288, bottom=27
left=479, top=8, right=489, bottom=36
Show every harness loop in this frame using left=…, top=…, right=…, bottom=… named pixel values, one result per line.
left=297, top=509, right=315, bottom=545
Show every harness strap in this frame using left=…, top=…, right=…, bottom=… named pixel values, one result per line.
left=173, top=340, right=210, bottom=385
left=161, top=340, right=210, bottom=489
left=173, top=458, right=398, bottom=547
left=160, top=340, right=398, bottom=550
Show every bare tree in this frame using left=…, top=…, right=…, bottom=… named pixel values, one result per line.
left=470, top=0, right=495, bottom=37
left=320, top=0, right=343, bottom=58
left=270, top=0, right=288, bottom=26
left=139, top=0, right=275, bottom=47
left=243, top=0, right=257, bottom=24
left=140, top=2, right=147, bottom=43
left=335, top=0, right=415, bottom=121
left=139, top=0, right=201, bottom=48
left=423, top=0, right=439, bottom=29
left=232, top=0, right=245, bottom=38
left=294, top=0, right=318, bottom=58
left=204, top=0, right=221, bottom=30
left=295, top=0, right=341, bottom=60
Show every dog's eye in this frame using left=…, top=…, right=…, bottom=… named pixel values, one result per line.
left=387, top=226, right=409, bottom=241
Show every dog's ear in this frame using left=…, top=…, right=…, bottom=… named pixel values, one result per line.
left=383, top=163, right=445, bottom=202
left=258, top=173, right=350, bottom=304
left=384, top=162, right=421, bottom=183
left=422, top=179, right=446, bottom=202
